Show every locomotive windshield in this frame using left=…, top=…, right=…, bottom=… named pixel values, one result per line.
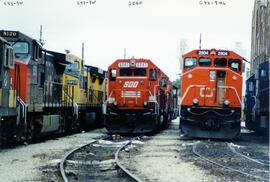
left=199, top=58, right=211, bottom=66
left=120, top=68, right=132, bottom=76
left=66, top=61, right=79, bottom=71
left=214, top=58, right=227, bottom=67
left=10, top=41, right=29, bottom=54
left=228, top=59, right=241, bottom=72
left=119, top=68, right=146, bottom=77
left=10, top=41, right=30, bottom=63
left=184, top=58, right=196, bottom=69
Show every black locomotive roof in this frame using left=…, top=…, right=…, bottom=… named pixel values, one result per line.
left=44, top=50, right=74, bottom=75
left=85, top=65, right=106, bottom=78
left=0, top=30, right=41, bottom=45
left=45, top=50, right=73, bottom=65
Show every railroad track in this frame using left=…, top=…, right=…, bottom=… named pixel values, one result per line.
left=227, top=142, right=269, bottom=167
left=59, top=135, right=143, bottom=182
left=192, top=141, right=269, bottom=182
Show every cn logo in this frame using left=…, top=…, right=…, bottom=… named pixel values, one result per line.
left=200, top=87, right=215, bottom=98
left=123, top=81, right=139, bottom=88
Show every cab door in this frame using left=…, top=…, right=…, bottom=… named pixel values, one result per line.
left=1, top=44, right=15, bottom=108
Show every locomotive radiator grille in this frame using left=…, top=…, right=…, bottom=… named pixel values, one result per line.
left=121, top=91, right=141, bottom=98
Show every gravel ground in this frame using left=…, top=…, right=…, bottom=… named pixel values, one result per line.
left=0, top=128, right=106, bottom=182
left=120, top=119, right=269, bottom=182
left=120, top=119, right=216, bottom=182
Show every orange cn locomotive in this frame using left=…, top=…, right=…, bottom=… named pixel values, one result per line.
left=180, top=49, right=243, bottom=139
left=103, top=58, right=175, bottom=134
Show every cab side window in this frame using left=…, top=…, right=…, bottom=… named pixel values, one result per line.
left=109, top=68, right=117, bottom=81
left=149, top=69, right=157, bottom=81
left=228, top=59, right=241, bottom=72
left=184, top=58, right=196, bottom=70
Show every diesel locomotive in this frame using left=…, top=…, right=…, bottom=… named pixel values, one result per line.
left=180, top=49, right=244, bottom=139
left=245, top=61, right=269, bottom=137
left=0, top=30, right=106, bottom=145
left=63, top=54, right=107, bottom=128
left=103, top=58, right=178, bottom=134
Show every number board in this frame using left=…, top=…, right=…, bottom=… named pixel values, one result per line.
left=197, top=50, right=209, bottom=55
left=118, top=62, right=130, bottom=68
left=66, top=80, right=78, bottom=85
left=217, top=51, right=229, bottom=56
left=135, top=62, right=148, bottom=68
left=0, top=31, right=19, bottom=38
left=118, top=62, right=148, bottom=68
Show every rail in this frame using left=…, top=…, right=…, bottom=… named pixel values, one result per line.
left=60, top=135, right=110, bottom=182
left=60, top=136, right=143, bottom=182
left=115, top=139, right=144, bottom=182
left=192, top=141, right=269, bottom=182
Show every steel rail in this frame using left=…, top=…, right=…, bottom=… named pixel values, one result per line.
left=192, top=141, right=269, bottom=182
left=227, top=142, right=269, bottom=167
left=115, top=140, right=144, bottom=182
left=60, top=135, right=109, bottom=182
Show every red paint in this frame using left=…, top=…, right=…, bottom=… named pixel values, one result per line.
left=180, top=49, right=243, bottom=109
left=107, top=59, right=172, bottom=110
left=10, top=59, right=29, bottom=103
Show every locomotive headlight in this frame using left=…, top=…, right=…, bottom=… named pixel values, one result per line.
left=118, top=80, right=123, bottom=84
left=140, top=80, right=144, bottom=85
left=193, top=98, right=199, bottom=105
left=108, top=97, right=115, bottom=104
left=224, top=100, right=230, bottom=106
left=232, top=76, right=237, bottom=80
left=143, top=101, right=148, bottom=106
left=188, top=74, right=192, bottom=79
left=113, top=101, right=118, bottom=106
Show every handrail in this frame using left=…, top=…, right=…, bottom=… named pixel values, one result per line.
left=17, top=97, right=27, bottom=130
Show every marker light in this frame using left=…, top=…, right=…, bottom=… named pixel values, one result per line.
left=224, top=100, right=230, bottom=106
left=193, top=98, right=199, bottom=105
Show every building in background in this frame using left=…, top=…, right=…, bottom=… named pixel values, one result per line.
left=251, top=0, right=270, bottom=73
left=244, top=0, right=269, bottom=136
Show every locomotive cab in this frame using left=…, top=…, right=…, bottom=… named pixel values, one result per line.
left=0, top=37, right=19, bottom=144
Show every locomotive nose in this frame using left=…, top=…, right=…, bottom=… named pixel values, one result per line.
left=116, top=78, right=148, bottom=108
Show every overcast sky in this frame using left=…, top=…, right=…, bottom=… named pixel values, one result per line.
left=1, top=0, right=255, bottom=80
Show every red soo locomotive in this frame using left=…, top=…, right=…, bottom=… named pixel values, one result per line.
left=104, top=58, right=178, bottom=134
left=180, top=49, right=243, bottom=139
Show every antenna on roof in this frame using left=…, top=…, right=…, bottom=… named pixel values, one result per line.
left=81, top=42, right=85, bottom=71
left=199, top=33, right=202, bottom=50
left=124, top=48, right=126, bottom=59
left=82, top=42, right=84, bottom=61
left=39, top=25, right=45, bottom=47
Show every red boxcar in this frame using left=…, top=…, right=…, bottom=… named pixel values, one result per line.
left=180, top=49, right=243, bottom=139
left=104, top=58, right=176, bottom=134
